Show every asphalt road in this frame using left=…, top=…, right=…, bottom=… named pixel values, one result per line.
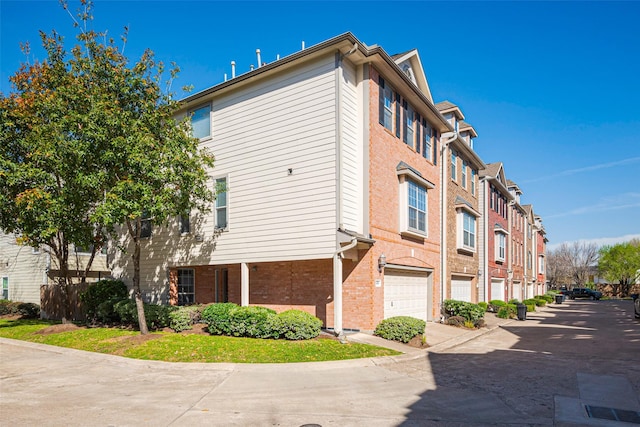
left=1, top=299, right=639, bottom=426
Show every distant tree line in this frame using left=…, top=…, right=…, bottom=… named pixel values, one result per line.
left=546, top=239, right=640, bottom=296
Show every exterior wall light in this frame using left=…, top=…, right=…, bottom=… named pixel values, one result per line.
left=378, top=253, right=387, bottom=272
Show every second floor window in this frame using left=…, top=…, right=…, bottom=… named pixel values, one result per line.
left=403, top=102, right=415, bottom=148
left=180, top=212, right=190, bottom=234
left=496, top=232, right=506, bottom=262
left=461, top=160, right=468, bottom=189
left=471, top=169, right=476, bottom=196
left=422, top=120, right=432, bottom=162
left=408, top=181, right=427, bottom=233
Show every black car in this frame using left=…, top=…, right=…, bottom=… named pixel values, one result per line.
left=568, top=288, right=602, bottom=300
left=632, top=294, right=640, bottom=319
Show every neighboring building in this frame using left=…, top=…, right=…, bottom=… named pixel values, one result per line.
left=110, top=33, right=453, bottom=333
left=478, top=163, right=514, bottom=302
left=507, top=180, right=527, bottom=300
left=0, top=233, right=109, bottom=304
left=534, top=214, right=547, bottom=294
left=436, top=101, right=485, bottom=303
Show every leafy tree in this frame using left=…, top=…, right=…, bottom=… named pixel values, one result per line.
left=1, top=1, right=216, bottom=333
left=598, top=239, right=640, bottom=296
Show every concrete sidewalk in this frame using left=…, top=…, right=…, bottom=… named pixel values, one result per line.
left=346, top=311, right=515, bottom=356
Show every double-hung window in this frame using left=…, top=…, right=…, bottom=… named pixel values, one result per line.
left=451, top=150, right=457, bottom=181
left=379, top=77, right=394, bottom=132
left=538, top=255, right=545, bottom=274
left=408, top=181, right=427, bottom=233
left=455, top=203, right=478, bottom=253
left=403, top=102, right=415, bottom=148
left=215, top=177, right=228, bottom=229
left=177, top=268, right=195, bottom=305
left=471, top=169, right=476, bottom=196
left=461, top=160, right=468, bottom=189
left=422, top=120, right=432, bottom=162
left=496, top=232, right=506, bottom=263
left=191, top=104, right=211, bottom=140
left=1, top=277, right=8, bottom=300
left=180, top=211, right=190, bottom=234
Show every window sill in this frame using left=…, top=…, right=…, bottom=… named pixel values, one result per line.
left=400, top=229, right=427, bottom=240
left=457, top=246, right=476, bottom=255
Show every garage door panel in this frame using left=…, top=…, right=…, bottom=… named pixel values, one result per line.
left=451, top=276, right=472, bottom=302
left=384, top=269, right=429, bottom=321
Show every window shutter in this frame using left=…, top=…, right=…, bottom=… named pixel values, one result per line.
left=378, top=77, right=385, bottom=126
left=433, top=130, right=438, bottom=165
left=402, top=101, right=408, bottom=143
left=394, top=92, right=401, bottom=138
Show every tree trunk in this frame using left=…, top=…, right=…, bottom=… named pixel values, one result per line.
left=130, top=218, right=148, bottom=335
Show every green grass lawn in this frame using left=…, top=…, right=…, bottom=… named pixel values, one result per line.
left=0, top=318, right=400, bottom=363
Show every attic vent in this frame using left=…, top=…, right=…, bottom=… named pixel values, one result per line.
left=402, top=65, right=416, bottom=83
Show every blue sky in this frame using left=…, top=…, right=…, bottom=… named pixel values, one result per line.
left=2, top=1, right=639, bottom=250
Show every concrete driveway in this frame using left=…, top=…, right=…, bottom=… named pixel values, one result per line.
left=1, top=299, right=639, bottom=426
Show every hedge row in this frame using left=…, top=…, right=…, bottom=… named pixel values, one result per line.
left=0, top=300, right=40, bottom=318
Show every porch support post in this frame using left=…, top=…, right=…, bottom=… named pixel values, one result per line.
left=241, top=262, right=249, bottom=306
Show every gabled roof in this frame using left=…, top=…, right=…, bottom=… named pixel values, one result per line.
left=458, top=120, right=478, bottom=138
left=480, top=162, right=513, bottom=199
left=391, top=49, right=433, bottom=103
left=435, top=100, right=465, bottom=120
left=180, top=32, right=452, bottom=133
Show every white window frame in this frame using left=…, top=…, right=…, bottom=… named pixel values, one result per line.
left=1, top=277, right=8, bottom=300
left=190, top=103, right=212, bottom=140
left=471, top=169, right=476, bottom=196
left=495, top=232, right=507, bottom=263
left=451, top=150, right=457, bottom=181
left=538, top=255, right=545, bottom=274
left=422, top=120, right=432, bottom=162
left=397, top=173, right=433, bottom=238
left=215, top=176, right=228, bottom=230
left=180, top=211, right=191, bottom=235
left=461, top=160, right=468, bottom=189
left=381, top=81, right=394, bottom=131
left=456, top=208, right=477, bottom=253
left=404, top=103, right=415, bottom=148
left=177, top=268, right=195, bottom=306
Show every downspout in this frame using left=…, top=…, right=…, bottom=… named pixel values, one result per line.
left=482, top=178, right=489, bottom=301
left=439, top=132, right=457, bottom=322
left=333, top=236, right=358, bottom=340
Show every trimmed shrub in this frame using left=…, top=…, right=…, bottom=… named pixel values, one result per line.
left=539, top=294, right=554, bottom=303
left=478, top=302, right=488, bottom=312
left=447, top=315, right=466, bottom=327
left=201, top=303, right=239, bottom=335
left=496, top=307, right=510, bottom=319
left=169, top=305, right=204, bottom=332
left=497, top=304, right=517, bottom=319
left=228, top=306, right=277, bottom=338
left=489, top=300, right=507, bottom=307
left=443, top=299, right=485, bottom=323
left=374, top=316, right=426, bottom=343
left=508, top=299, right=520, bottom=304
left=525, top=304, right=536, bottom=312
left=0, top=300, right=40, bottom=318
left=113, top=299, right=175, bottom=330
left=270, top=310, right=323, bottom=340
left=80, top=280, right=129, bottom=322
left=523, top=299, right=541, bottom=310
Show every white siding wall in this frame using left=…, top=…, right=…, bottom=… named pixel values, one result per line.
left=0, top=233, right=47, bottom=304
left=340, top=60, right=363, bottom=233
left=111, top=54, right=349, bottom=300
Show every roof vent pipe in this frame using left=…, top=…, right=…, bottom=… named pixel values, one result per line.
left=224, top=73, right=227, bottom=82
left=231, top=61, right=236, bottom=78
left=277, top=54, right=280, bottom=60
left=250, top=64, right=254, bottom=71
left=256, top=49, right=261, bottom=67
left=302, top=41, right=305, bottom=50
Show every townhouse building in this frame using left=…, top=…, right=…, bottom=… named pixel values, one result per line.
left=435, top=102, right=485, bottom=303
left=109, top=33, right=454, bottom=333
left=534, top=214, right=548, bottom=294
left=478, top=163, right=514, bottom=302
left=507, top=181, right=527, bottom=301
left=0, top=232, right=109, bottom=304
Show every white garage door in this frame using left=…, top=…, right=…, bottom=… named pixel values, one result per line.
left=451, top=276, right=472, bottom=302
left=491, top=279, right=505, bottom=302
left=384, top=269, right=430, bottom=321
left=512, top=282, right=522, bottom=301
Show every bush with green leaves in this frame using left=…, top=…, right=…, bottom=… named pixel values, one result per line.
left=201, top=302, right=239, bottom=335
left=508, top=298, right=520, bottom=304
left=443, top=299, right=485, bottom=323
left=0, top=300, right=41, bottom=318
left=268, top=310, right=323, bottom=340
left=80, top=279, right=129, bottom=322
left=523, top=298, right=541, bottom=309
left=228, top=306, right=277, bottom=338
left=169, top=305, right=204, bottom=332
left=113, top=299, right=176, bottom=330
left=497, top=304, right=518, bottom=319
left=374, top=316, right=426, bottom=343
left=478, top=301, right=488, bottom=312
left=539, top=294, right=555, bottom=303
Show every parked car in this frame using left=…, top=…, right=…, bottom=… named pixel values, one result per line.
left=632, top=294, right=640, bottom=319
left=568, top=288, right=602, bottom=300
